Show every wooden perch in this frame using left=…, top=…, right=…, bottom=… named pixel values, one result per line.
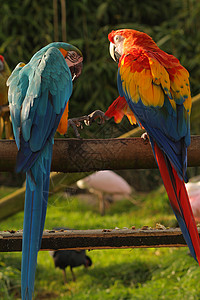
left=0, top=136, right=200, bottom=173
left=0, top=228, right=197, bottom=252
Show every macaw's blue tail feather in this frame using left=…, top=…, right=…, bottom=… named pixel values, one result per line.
left=21, top=144, right=53, bottom=300
left=152, top=141, right=200, bottom=265
left=38, top=149, right=53, bottom=248
left=21, top=171, right=42, bottom=300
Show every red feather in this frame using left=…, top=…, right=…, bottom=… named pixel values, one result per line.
left=154, top=142, right=200, bottom=264
left=105, top=96, right=137, bottom=125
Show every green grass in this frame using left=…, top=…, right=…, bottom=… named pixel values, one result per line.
left=0, top=188, right=200, bottom=299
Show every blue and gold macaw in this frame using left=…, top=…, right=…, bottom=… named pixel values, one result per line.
left=7, top=42, right=83, bottom=300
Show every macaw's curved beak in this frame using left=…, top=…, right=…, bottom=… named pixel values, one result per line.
left=109, top=42, right=121, bottom=63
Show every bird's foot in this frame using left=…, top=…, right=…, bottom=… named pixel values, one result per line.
left=85, top=110, right=109, bottom=126
left=141, top=132, right=149, bottom=144
left=67, top=117, right=88, bottom=138
left=66, top=111, right=109, bottom=138
left=70, top=267, right=76, bottom=282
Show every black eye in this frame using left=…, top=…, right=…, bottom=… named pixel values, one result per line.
left=114, top=35, right=121, bottom=43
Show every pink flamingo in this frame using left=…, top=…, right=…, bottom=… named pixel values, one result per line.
left=186, top=179, right=200, bottom=223
left=76, top=170, right=132, bottom=215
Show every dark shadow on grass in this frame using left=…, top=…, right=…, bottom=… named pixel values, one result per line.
left=89, top=260, right=157, bottom=288
left=106, top=199, right=139, bottom=216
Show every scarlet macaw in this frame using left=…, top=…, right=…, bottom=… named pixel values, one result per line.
left=7, top=42, right=83, bottom=300
left=0, top=55, right=13, bottom=138
left=105, top=29, right=200, bottom=264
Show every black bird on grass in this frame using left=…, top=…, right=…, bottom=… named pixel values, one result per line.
left=49, top=228, right=92, bottom=283
left=50, top=249, right=92, bottom=283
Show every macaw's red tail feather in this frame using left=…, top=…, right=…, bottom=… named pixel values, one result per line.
left=154, top=142, right=200, bottom=265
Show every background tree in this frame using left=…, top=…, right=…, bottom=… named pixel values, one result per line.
left=0, top=0, right=199, bottom=118
left=0, top=0, right=199, bottom=189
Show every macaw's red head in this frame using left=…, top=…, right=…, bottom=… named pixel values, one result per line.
left=108, top=29, right=158, bottom=63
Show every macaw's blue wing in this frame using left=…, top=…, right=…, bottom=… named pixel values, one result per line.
left=7, top=46, right=73, bottom=300
left=7, top=62, right=27, bottom=149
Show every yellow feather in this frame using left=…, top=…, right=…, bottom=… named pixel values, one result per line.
left=137, top=69, right=152, bottom=90
left=126, top=71, right=135, bottom=87
left=171, top=90, right=181, bottom=102
left=149, top=58, right=171, bottom=97
left=168, top=97, right=176, bottom=111
left=153, top=78, right=161, bottom=85
left=125, top=106, right=137, bottom=124
left=160, top=71, right=170, bottom=92
left=139, top=83, right=164, bottom=107
left=183, top=94, right=192, bottom=115
left=149, top=59, right=162, bottom=79
left=153, top=84, right=165, bottom=106
left=128, top=76, right=139, bottom=102
left=122, top=80, right=126, bottom=93
left=121, top=57, right=125, bottom=66
left=171, top=75, right=191, bottom=106
left=120, top=65, right=130, bottom=80
left=134, top=71, right=141, bottom=86
left=171, top=74, right=182, bottom=93
left=171, top=71, right=190, bottom=99
left=127, top=114, right=137, bottom=125
left=181, top=80, right=190, bottom=100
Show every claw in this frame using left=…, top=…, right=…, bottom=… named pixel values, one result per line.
left=67, top=119, right=82, bottom=138
left=67, top=115, right=90, bottom=138
left=141, top=132, right=149, bottom=144
left=66, top=110, right=109, bottom=138
left=86, top=110, right=109, bottom=126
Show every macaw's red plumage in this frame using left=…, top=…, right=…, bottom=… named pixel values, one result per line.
left=105, top=95, right=136, bottom=125
left=105, top=29, right=200, bottom=265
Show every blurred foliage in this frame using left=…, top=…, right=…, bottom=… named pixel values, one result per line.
left=0, top=0, right=200, bottom=120
left=1, top=0, right=200, bottom=188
